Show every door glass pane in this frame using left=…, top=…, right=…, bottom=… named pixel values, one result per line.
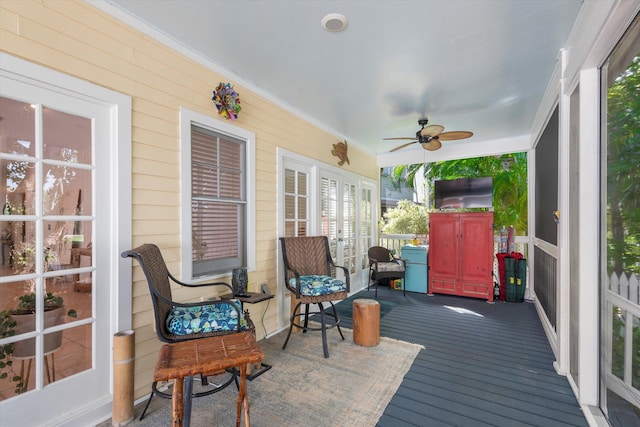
left=43, top=166, right=92, bottom=216
left=3, top=159, right=36, bottom=215
left=0, top=97, right=35, bottom=157
left=343, top=182, right=357, bottom=274
left=285, top=169, right=295, bottom=193
left=283, top=168, right=308, bottom=237
left=297, top=172, right=307, bottom=195
left=321, top=177, right=338, bottom=258
left=285, top=195, right=295, bottom=219
left=43, top=107, right=91, bottom=164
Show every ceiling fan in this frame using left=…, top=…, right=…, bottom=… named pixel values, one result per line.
left=384, top=118, right=473, bottom=152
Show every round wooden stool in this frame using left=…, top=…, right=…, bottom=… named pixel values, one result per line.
left=352, top=299, right=380, bottom=346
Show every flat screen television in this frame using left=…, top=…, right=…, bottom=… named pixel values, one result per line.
left=434, top=177, right=493, bottom=209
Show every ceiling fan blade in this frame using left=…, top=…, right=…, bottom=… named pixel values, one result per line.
left=389, top=141, right=418, bottom=152
left=383, top=137, right=416, bottom=140
left=438, top=131, right=473, bottom=141
left=420, top=124, right=444, bottom=137
left=420, top=139, right=442, bottom=151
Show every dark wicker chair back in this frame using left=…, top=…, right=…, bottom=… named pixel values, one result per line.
left=121, top=243, right=240, bottom=343
left=367, top=245, right=406, bottom=297
left=368, top=246, right=394, bottom=266
left=279, top=236, right=350, bottom=357
left=121, top=244, right=174, bottom=341
left=280, top=236, right=335, bottom=293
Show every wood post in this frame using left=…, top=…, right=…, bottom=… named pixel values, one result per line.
left=112, top=330, right=135, bottom=426
left=352, top=299, right=380, bottom=346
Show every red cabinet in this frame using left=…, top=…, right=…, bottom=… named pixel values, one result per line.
left=428, top=212, right=494, bottom=302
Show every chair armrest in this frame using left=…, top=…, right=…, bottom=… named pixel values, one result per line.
left=168, top=272, right=235, bottom=295
left=283, top=267, right=303, bottom=298
left=333, top=264, right=351, bottom=291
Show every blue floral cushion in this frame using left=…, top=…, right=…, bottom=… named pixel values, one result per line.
left=166, top=300, right=248, bottom=335
left=290, top=275, right=347, bottom=296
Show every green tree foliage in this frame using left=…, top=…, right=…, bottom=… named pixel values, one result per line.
left=391, top=152, right=528, bottom=234
left=607, top=55, right=640, bottom=275
left=381, top=199, right=429, bottom=235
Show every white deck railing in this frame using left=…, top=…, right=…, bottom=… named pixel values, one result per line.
left=608, top=272, right=640, bottom=305
left=606, top=271, right=640, bottom=409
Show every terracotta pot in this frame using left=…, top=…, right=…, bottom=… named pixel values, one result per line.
left=12, top=306, right=65, bottom=358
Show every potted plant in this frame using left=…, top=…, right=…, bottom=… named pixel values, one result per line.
left=0, top=292, right=76, bottom=394
left=0, top=310, right=21, bottom=393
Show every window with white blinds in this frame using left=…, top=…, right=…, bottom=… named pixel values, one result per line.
left=191, top=124, right=246, bottom=277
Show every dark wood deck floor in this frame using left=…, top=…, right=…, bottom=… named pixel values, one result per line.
left=335, top=286, right=588, bottom=427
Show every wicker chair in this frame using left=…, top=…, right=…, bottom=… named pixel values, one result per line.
left=279, top=236, right=350, bottom=358
left=121, top=243, right=251, bottom=420
left=368, top=246, right=406, bottom=297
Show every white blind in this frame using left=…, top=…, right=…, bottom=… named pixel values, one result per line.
left=191, top=125, right=245, bottom=275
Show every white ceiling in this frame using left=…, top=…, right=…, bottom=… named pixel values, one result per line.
left=101, top=0, right=584, bottom=157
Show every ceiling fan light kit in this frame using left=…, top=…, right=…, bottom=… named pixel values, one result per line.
left=421, top=140, right=442, bottom=151
left=384, top=118, right=473, bottom=152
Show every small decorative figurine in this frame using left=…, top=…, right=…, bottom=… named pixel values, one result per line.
left=331, top=140, right=350, bottom=166
left=232, top=267, right=249, bottom=297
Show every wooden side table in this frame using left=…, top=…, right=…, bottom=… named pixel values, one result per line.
left=153, top=332, right=264, bottom=427
left=352, top=299, right=380, bottom=347
left=220, top=292, right=274, bottom=379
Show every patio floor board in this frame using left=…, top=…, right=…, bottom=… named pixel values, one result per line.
left=334, top=286, right=587, bottom=427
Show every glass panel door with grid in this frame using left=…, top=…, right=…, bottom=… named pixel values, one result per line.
left=0, top=85, right=110, bottom=424
left=320, top=171, right=358, bottom=279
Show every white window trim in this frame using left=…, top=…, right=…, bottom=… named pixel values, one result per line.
left=180, top=107, right=255, bottom=281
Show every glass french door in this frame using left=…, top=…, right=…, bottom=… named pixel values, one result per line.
left=0, top=74, right=111, bottom=425
left=320, top=171, right=357, bottom=278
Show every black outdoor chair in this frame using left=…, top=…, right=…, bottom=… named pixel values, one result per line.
left=121, top=243, right=253, bottom=420
left=279, top=236, right=350, bottom=358
left=368, top=246, right=406, bottom=297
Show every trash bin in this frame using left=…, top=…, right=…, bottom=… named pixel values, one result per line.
left=504, top=252, right=526, bottom=302
left=496, top=252, right=510, bottom=301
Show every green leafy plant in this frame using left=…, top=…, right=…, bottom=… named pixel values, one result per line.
left=381, top=199, right=429, bottom=235
left=0, top=293, right=76, bottom=394
left=0, top=310, right=22, bottom=393
left=12, top=292, right=77, bottom=318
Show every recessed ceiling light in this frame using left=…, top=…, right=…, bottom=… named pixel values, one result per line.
left=321, top=13, right=348, bottom=32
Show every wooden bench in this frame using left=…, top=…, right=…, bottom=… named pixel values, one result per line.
left=153, top=332, right=265, bottom=427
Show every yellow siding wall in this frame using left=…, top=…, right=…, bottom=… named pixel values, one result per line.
left=0, top=0, right=377, bottom=398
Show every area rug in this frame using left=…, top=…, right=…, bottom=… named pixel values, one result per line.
left=99, top=328, right=423, bottom=427
left=332, top=292, right=399, bottom=319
